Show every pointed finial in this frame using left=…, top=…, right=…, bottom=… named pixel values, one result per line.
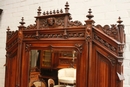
left=60, top=9, right=63, bottom=13
left=19, top=17, right=25, bottom=26
left=43, top=11, right=46, bottom=15
left=53, top=10, right=56, bottom=14
left=37, top=6, right=41, bottom=16
left=7, top=26, right=10, bottom=31
left=50, top=10, right=52, bottom=14
left=117, top=17, right=123, bottom=25
left=46, top=11, right=49, bottom=15
left=86, top=9, right=94, bottom=20
left=57, top=9, right=59, bottom=14
left=65, top=2, right=69, bottom=13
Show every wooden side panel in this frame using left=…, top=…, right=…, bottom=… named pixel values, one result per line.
left=88, top=44, right=116, bottom=87
left=97, top=52, right=110, bottom=87
left=5, top=55, right=17, bottom=87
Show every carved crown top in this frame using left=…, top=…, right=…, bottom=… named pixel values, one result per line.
left=35, top=2, right=70, bottom=18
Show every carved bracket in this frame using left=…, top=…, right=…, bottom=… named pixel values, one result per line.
left=107, top=56, right=116, bottom=66
left=25, top=44, right=32, bottom=51
left=75, top=44, right=83, bottom=53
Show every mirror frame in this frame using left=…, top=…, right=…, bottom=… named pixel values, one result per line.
left=21, top=43, right=82, bottom=87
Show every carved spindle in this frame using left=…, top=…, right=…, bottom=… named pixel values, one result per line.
left=65, top=2, right=69, bottom=13
left=43, top=11, right=46, bottom=15
left=117, top=17, right=123, bottom=25
left=53, top=10, right=56, bottom=14
left=7, top=26, right=10, bottom=31
left=46, top=11, right=49, bottom=15
left=37, top=6, right=41, bottom=16
left=86, top=9, right=94, bottom=20
left=57, top=9, right=59, bottom=14
left=60, top=9, right=63, bottom=13
left=50, top=10, right=52, bottom=14
left=19, top=17, right=25, bottom=26
left=6, top=26, right=11, bottom=36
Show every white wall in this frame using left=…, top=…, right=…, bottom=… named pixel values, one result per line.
left=0, top=0, right=130, bottom=87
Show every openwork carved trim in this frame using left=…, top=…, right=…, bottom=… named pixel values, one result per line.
left=26, top=24, right=36, bottom=30
left=23, top=31, right=85, bottom=39
left=6, top=27, right=18, bottom=39
left=95, top=24, right=118, bottom=40
left=6, top=39, right=17, bottom=50
left=94, top=34, right=117, bottom=54
left=68, top=20, right=83, bottom=27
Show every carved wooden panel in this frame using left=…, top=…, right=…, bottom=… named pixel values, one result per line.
left=87, top=44, right=118, bottom=87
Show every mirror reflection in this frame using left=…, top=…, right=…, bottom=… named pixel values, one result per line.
left=29, top=49, right=77, bottom=87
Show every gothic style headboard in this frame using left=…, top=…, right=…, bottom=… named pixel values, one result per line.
left=5, top=2, right=125, bottom=87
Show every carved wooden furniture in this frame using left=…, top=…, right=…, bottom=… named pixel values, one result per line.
left=5, top=2, right=125, bottom=87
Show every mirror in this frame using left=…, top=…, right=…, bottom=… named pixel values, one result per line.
left=29, top=49, right=78, bottom=87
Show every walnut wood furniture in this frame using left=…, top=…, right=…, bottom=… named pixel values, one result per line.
left=5, top=2, right=125, bottom=87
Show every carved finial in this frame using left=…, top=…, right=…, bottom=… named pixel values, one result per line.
left=50, top=10, right=52, bottom=14
left=53, top=10, right=56, bottom=14
left=19, top=17, right=25, bottom=26
left=86, top=9, right=94, bottom=20
left=117, top=17, right=123, bottom=25
left=46, top=11, right=49, bottom=15
left=37, top=6, right=41, bottom=16
left=65, top=2, right=69, bottom=13
left=7, top=26, right=10, bottom=31
left=60, top=9, right=63, bottom=13
left=57, top=9, right=59, bottom=14
left=43, top=11, right=46, bottom=15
